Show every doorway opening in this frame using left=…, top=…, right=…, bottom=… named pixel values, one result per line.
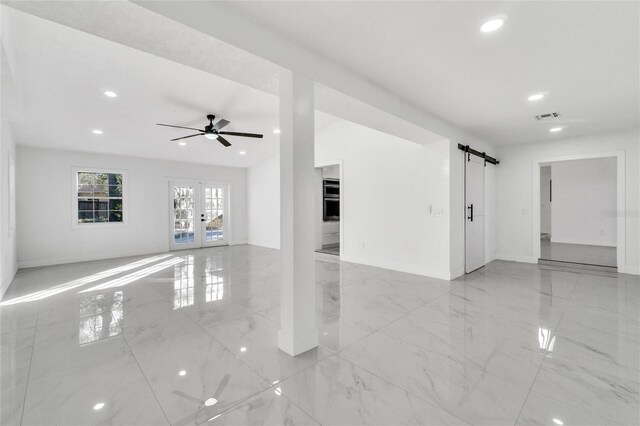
left=315, top=164, right=340, bottom=257
left=538, top=157, right=617, bottom=270
left=169, top=181, right=230, bottom=250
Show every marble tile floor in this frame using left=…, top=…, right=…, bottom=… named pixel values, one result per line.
left=540, top=237, right=617, bottom=267
left=1, top=245, right=638, bottom=425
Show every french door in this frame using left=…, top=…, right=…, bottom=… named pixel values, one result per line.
left=465, top=155, right=485, bottom=273
left=169, top=181, right=229, bottom=250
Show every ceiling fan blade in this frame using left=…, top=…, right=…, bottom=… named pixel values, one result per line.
left=213, top=119, right=230, bottom=131
left=170, top=133, right=204, bottom=141
left=218, top=131, right=264, bottom=139
left=157, top=123, right=205, bottom=132
left=213, top=374, right=231, bottom=399
left=217, top=135, right=232, bottom=147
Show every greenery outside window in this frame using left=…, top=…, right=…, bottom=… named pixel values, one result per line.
left=74, top=169, right=126, bottom=225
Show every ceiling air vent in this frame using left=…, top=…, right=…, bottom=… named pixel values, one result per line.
left=535, top=112, right=560, bottom=120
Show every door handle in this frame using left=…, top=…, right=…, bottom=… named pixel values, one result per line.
left=467, top=204, right=474, bottom=222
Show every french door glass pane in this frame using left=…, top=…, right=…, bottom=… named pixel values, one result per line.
left=173, top=185, right=195, bottom=244
left=204, top=186, right=224, bottom=241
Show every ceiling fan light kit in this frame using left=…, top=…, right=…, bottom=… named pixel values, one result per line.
left=157, top=114, right=264, bottom=147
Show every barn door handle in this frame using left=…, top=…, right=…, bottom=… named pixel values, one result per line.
left=467, top=204, right=474, bottom=222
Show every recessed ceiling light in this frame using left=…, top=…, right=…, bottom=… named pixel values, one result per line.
left=178, top=370, right=186, bottom=376
left=274, top=387, right=282, bottom=396
left=552, top=419, right=564, bottom=425
left=104, top=91, right=117, bottom=98
left=549, top=127, right=563, bottom=133
left=273, top=129, right=281, bottom=134
left=480, top=17, right=506, bottom=33
left=178, top=142, right=187, bottom=146
left=239, top=151, right=246, bottom=155
left=204, top=398, right=218, bottom=407
left=528, top=93, right=545, bottom=101
left=92, top=129, right=103, bottom=135
left=240, top=346, right=247, bottom=352
left=93, top=402, right=105, bottom=411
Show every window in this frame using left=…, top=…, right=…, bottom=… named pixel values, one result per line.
left=74, top=169, right=125, bottom=225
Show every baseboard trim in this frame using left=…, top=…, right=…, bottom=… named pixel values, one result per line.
left=247, top=241, right=280, bottom=250
left=550, top=237, right=616, bottom=247
left=229, top=240, right=248, bottom=246
left=1, top=266, right=18, bottom=301
left=449, top=266, right=466, bottom=280
left=278, top=328, right=318, bottom=357
left=495, top=253, right=538, bottom=264
left=18, top=248, right=169, bottom=269
left=619, top=265, right=640, bottom=275
left=340, top=256, right=451, bottom=281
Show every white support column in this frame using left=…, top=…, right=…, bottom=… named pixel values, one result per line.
left=278, top=70, right=318, bottom=356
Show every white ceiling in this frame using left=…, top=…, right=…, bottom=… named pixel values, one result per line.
left=223, top=1, right=639, bottom=145
left=3, top=1, right=638, bottom=157
left=2, top=6, right=431, bottom=167
left=2, top=8, right=286, bottom=167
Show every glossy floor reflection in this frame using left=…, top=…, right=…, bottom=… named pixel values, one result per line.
left=540, top=237, right=617, bottom=267
left=1, top=246, right=638, bottom=425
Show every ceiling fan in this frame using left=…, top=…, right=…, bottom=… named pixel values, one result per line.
left=157, top=114, right=263, bottom=147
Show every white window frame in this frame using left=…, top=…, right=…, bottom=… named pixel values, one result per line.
left=71, top=167, right=129, bottom=229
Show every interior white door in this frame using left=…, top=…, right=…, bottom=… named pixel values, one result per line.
left=465, top=155, right=485, bottom=273
left=200, top=184, right=228, bottom=247
left=170, top=182, right=229, bottom=250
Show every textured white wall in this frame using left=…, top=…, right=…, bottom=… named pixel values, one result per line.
left=246, top=117, right=500, bottom=280
left=0, top=121, right=18, bottom=298
left=249, top=119, right=453, bottom=278
left=551, top=158, right=617, bottom=246
left=247, top=154, right=280, bottom=249
left=16, top=146, right=247, bottom=268
left=314, top=120, right=452, bottom=279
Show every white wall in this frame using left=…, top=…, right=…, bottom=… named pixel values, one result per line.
left=16, top=146, right=248, bottom=268
left=321, top=165, right=339, bottom=179
left=1, top=7, right=19, bottom=298
left=497, top=128, right=639, bottom=274
left=246, top=117, right=500, bottom=280
left=540, top=166, right=551, bottom=235
left=551, top=158, right=617, bottom=246
left=247, top=154, right=280, bottom=249
left=315, top=120, right=452, bottom=279
left=0, top=121, right=18, bottom=298
left=316, top=121, right=458, bottom=279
